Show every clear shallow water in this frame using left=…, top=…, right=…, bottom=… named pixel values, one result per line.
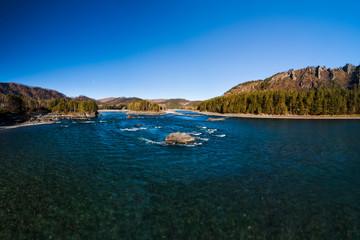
left=0, top=112, right=360, bottom=239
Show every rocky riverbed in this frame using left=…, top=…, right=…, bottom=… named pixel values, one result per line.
left=36, top=112, right=98, bottom=121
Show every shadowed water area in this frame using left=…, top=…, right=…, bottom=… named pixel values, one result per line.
left=0, top=111, right=360, bottom=239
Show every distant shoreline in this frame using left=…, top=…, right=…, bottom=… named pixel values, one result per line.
left=164, top=109, right=360, bottom=120
left=98, top=109, right=129, bottom=112
left=85, top=109, right=360, bottom=119
left=98, top=109, right=166, bottom=115
left=2, top=109, right=359, bottom=131
left=192, top=110, right=360, bottom=120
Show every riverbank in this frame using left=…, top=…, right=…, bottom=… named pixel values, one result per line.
left=128, top=111, right=166, bottom=115
left=98, top=109, right=129, bottom=112
left=166, top=109, right=360, bottom=119
left=195, top=111, right=360, bottom=119
left=0, top=111, right=99, bottom=130
left=98, top=109, right=166, bottom=115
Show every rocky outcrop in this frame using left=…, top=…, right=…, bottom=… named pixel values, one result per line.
left=316, top=66, right=327, bottom=78
left=207, top=117, right=225, bottom=121
left=290, top=69, right=296, bottom=80
left=329, top=69, right=336, bottom=80
left=343, top=64, right=356, bottom=73
left=352, top=66, right=360, bottom=85
left=165, top=132, right=195, bottom=144
left=224, top=64, right=360, bottom=96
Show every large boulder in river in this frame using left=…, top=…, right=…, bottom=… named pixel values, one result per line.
left=165, top=132, right=195, bottom=144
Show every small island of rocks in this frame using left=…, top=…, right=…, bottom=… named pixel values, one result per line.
left=165, top=132, right=195, bottom=144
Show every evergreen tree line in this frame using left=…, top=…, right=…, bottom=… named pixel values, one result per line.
left=0, top=94, right=98, bottom=113
left=196, top=88, right=360, bottom=115
left=47, top=99, right=98, bottom=112
left=128, top=100, right=161, bottom=111
left=99, top=103, right=127, bottom=110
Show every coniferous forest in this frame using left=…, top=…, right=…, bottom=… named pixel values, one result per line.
left=128, top=100, right=161, bottom=111
left=197, top=88, right=360, bottom=115
left=0, top=94, right=98, bottom=114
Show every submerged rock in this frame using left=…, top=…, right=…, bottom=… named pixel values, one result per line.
left=126, top=115, right=140, bottom=119
left=165, top=132, right=195, bottom=144
left=207, top=117, right=225, bottom=121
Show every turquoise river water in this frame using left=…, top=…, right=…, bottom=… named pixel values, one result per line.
left=0, top=111, right=359, bottom=239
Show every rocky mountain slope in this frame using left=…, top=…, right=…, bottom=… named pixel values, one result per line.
left=225, top=64, right=360, bottom=96
left=0, top=82, right=67, bottom=100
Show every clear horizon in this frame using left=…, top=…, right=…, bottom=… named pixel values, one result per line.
left=1, top=0, right=360, bottom=101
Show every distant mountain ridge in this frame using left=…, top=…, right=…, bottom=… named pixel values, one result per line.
left=97, top=97, right=199, bottom=109
left=72, top=95, right=95, bottom=101
left=153, top=98, right=199, bottom=109
left=0, top=83, right=197, bottom=110
left=0, top=82, right=67, bottom=100
left=97, top=97, right=116, bottom=103
left=0, top=82, right=96, bottom=102
left=225, top=64, right=360, bottom=96
left=97, top=97, right=142, bottom=105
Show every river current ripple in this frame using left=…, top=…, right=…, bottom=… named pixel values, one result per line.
left=0, top=111, right=359, bottom=239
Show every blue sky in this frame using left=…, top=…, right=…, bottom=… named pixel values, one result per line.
left=1, top=0, right=360, bottom=100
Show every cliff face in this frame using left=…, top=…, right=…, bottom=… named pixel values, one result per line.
left=0, top=82, right=67, bottom=100
left=225, top=64, right=360, bottom=96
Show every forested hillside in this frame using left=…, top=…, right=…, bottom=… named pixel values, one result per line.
left=197, top=64, right=360, bottom=115
left=128, top=100, right=161, bottom=111
left=0, top=83, right=97, bottom=114
left=0, top=82, right=67, bottom=100
left=97, top=97, right=142, bottom=110
left=197, top=88, right=360, bottom=115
